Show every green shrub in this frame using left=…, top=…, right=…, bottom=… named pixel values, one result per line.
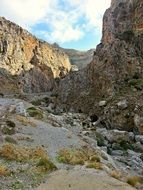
left=96, top=133, right=105, bottom=147
left=27, top=107, right=43, bottom=119
left=36, top=157, right=57, bottom=171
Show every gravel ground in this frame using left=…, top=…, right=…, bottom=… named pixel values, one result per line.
left=36, top=167, right=136, bottom=190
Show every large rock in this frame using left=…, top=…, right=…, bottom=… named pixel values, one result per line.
left=0, top=17, right=71, bottom=94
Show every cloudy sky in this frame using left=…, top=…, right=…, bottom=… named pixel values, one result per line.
left=0, top=0, right=111, bottom=50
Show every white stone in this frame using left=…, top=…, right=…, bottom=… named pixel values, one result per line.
left=99, top=101, right=107, bottom=107
left=117, top=100, right=128, bottom=110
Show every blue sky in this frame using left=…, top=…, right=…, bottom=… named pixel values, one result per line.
left=0, top=0, right=111, bottom=50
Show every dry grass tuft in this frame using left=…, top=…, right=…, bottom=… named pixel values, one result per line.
left=0, top=144, right=46, bottom=162
left=0, top=144, right=56, bottom=173
left=0, top=165, right=11, bottom=176
left=16, top=115, right=36, bottom=127
left=57, top=148, right=102, bottom=169
left=110, top=170, right=121, bottom=180
left=127, top=176, right=143, bottom=187
left=86, top=162, right=102, bottom=170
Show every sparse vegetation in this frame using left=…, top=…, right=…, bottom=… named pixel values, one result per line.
left=16, top=115, right=36, bottom=127
left=0, top=144, right=53, bottom=166
left=57, top=148, right=102, bottom=169
left=27, top=107, right=43, bottom=119
left=31, top=97, right=49, bottom=106
left=36, top=157, right=57, bottom=172
left=2, top=120, right=16, bottom=135
left=86, top=162, right=102, bottom=170
left=0, top=165, right=11, bottom=176
left=127, top=176, right=143, bottom=187
left=110, top=170, right=121, bottom=180
left=5, top=136, right=17, bottom=144
left=96, top=133, right=105, bottom=147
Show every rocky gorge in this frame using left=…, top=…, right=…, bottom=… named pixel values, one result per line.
left=0, top=0, right=143, bottom=189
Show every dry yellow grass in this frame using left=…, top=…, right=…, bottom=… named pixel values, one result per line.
left=58, top=148, right=102, bottom=169
left=0, top=144, right=47, bottom=162
left=127, top=176, right=142, bottom=187
left=0, top=165, right=10, bottom=176
left=16, top=115, right=36, bottom=127
left=110, top=170, right=121, bottom=180
left=0, top=144, right=56, bottom=173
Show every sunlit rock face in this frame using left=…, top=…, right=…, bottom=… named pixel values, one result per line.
left=0, top=17, right=71, bottom=93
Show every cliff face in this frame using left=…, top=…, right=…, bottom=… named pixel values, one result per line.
left=0, top=17, right=71, bottom=93
left=88, top=0, right=143, bottom=98
left=59, top=0, right=143, bottom=132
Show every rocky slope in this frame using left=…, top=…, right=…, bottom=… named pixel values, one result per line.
left=52, top=43, right=95, bottom=70
left=59, top=0, right=143, bottom=134
left=0, top=17, right=71, bottom=94
left=62, top=48, right=95, bottom=70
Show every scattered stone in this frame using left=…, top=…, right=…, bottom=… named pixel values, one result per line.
left=82, top=131, right=90, bottom=136
left=111, top=150, right=124, bottom=156
left=99, top=101, right=107, bottom=107
left=134, top=142, right=143, bottom=152
left=135, top=135, right=143, bottom=144
left=117, top=100, right=128, bottom=110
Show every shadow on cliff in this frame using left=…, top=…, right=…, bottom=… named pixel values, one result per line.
left=0, top=64, right=55, bottom=94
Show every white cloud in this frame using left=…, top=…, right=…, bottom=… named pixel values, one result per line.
left=0, top=0, right=111, bottom=43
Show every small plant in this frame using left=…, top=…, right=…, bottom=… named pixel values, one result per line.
left=27, top=107, right=43, bottom=119
left=127, top=176, right=142, bottom=187
left=36, top=157, right=57, bottom=172
left=5, top=136, right=17, bottom=144
left=0, top=165, right=11, bottom=176
left=57, top=148, right=102, bottom=169
left=119, top=140, right=133, bottom=151
left=96, top=133, right=105, bottom=147
left=86, top=162, right=102, bottom=170
left=16, top=115, right=36, bottom=127
left=2, top=120, right=16, bottom=135
left=110, top=170, right=121, bottom=180
left=6, top=120, right=16, bottom=128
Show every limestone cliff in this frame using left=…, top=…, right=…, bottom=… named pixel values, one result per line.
left=59, top=0, right=143, bottom=132
left=0, top=17, right=71, bottom=93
